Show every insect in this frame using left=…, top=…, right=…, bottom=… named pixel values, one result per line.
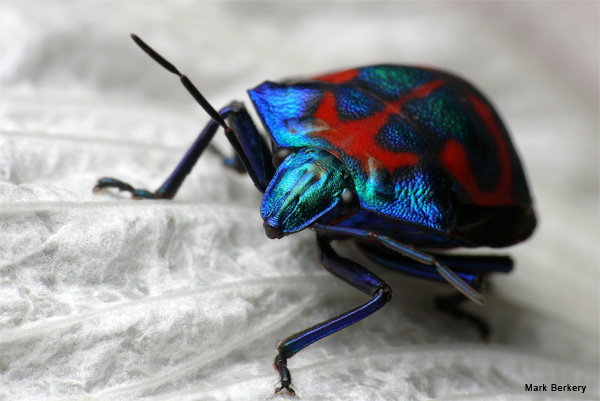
left=95, top=34, right=536, bottom=395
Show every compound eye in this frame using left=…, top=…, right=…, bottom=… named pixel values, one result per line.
left=272, top=147, right=293, bottom=168
left=339, top=189, right=360, bottom=216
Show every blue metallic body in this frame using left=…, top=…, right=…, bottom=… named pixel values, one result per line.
left=249, top=66, right=535, bottom=247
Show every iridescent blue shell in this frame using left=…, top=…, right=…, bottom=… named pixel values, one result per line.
left=249, top=65, right=535, bottom=247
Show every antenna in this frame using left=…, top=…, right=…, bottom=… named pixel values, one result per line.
left=130, top=34, right=231, bottom=133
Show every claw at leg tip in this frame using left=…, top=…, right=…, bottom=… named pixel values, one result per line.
left=275, top=387, right=295, bottom=396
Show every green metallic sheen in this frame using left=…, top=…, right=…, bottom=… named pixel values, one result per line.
left=261, top=148, right=352, bottom=234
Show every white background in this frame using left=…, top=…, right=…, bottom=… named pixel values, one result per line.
left=1, top=2, right=598, bottom=400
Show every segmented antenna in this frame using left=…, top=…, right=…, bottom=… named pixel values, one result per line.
left=130, top=34, right=231, bottom=132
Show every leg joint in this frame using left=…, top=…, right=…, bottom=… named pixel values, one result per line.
left=273, top=352, right=287, bottom=370
left=377, top=284, right=393, bottom=303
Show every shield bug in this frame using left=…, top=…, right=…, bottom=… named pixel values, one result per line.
left=95, top=34, right=536, bottom=395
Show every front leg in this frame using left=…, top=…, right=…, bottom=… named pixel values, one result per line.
left=274, top=235, right=392, bottom=395
left=93, top=113, right=221, bottom=199
left=93, top=177, right=158, bottom=199
left=94, top=102, right=273, bottom=199
left=95, top=104, right=274, bottom=199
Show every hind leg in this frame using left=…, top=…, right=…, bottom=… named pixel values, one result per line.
left=357, top=242, right=511, bottom=339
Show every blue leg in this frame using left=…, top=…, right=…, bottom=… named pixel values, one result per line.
left=94, top=34, right=275, bottom=198
left=316, top=225, right=514, bottom=340
left=313, top=224, right=487, bottom=305
left=226, top=102, right=274, bottom=191
left=94, top=103, right=274, bottom=199
left=274, top=234, right=392, bottom=395
left=359, top=245, right=500, bottom=339
left=357, top=243, right=513, bottom=287
left=355, top=244, right=509, bottom=338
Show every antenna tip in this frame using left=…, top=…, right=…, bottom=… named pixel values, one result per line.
left=130, top=33, right=142, bottom=45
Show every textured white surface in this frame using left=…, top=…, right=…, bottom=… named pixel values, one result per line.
left=0, top=2, right=598, bottom=400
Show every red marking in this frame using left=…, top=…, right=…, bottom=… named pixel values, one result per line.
left=311, top=80, right=446, bottom=175
left=440, top=94, right=514, bottom=205
left=313, top=69, right=360, bottom=84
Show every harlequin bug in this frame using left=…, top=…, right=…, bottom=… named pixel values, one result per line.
left=95, top=34, right=536, bottom=395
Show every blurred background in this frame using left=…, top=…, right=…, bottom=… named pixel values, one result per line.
left=0, top=2, right=598, bottom=400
